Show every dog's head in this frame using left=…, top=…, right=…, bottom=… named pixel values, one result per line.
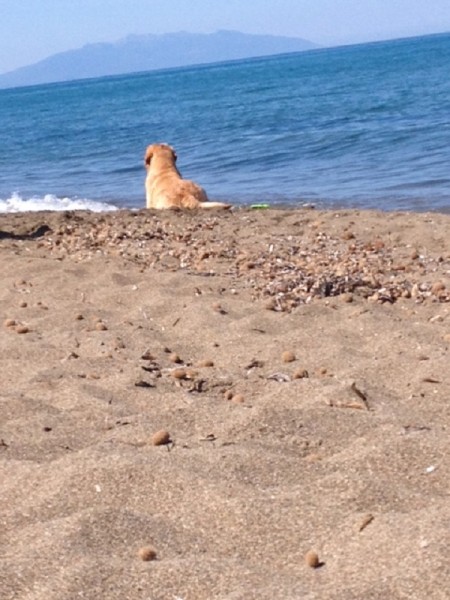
left=144, top=143, right=177, bottom=168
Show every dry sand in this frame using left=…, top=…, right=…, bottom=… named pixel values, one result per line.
left=1, top=207, right=449, bottom=600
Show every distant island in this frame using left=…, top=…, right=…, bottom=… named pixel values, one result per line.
left=0, top=30, right=318, bottom=89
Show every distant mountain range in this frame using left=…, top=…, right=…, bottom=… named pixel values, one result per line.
left=0, top=30, right=318, bottom=89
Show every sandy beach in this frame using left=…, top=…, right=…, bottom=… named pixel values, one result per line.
left=1, top=206, right=449, bottom=600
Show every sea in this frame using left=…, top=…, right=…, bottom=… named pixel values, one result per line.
left=1, top=32, right=450, bottom=214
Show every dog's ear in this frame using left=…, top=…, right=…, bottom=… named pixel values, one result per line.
left=168, top=145, right=177, bottom=162
left=144, top=146, right=153, bottom=167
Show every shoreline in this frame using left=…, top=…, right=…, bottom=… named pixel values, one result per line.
left=2, top=194, right=450, bottom=216
left=1, top=206, right=449, bottom=599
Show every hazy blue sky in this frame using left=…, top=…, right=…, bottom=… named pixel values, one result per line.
left=2, top=0, right=450, bottom=73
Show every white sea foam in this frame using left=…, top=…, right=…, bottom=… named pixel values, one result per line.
left=0, top=193, right=118, bottom=213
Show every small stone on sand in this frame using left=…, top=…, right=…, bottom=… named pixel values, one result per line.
left=171, top=368, right=187, bottom=380
left=232, top=393, right=245, bottom=404
left=169, top=352, right=182, bottom=364
left=212, top=302, right=226, bottom=314
left=341, top=292, right=353, bottom=303
left=282, top=350, right=296, bottom=363
left=151, top=430, right=171, bottom=446
left=293, top=369, right=309, bottom=379
left=196, top=359, right=214, bottom=367
left=304, top=550, right=320, bottom=568
left=4, top=319, right=16, bottom=328
left=431, top=281, right=446, bottom=295
left=15, top=325, right=29, bottom=334
left=137, top=546, right=157, bottom=561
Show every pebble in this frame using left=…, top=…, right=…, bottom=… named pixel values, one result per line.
left=212, top=302, right=226, bottom=314
left=196, top=359, right=215, bottom=367
left=16, top=325, right=29, bottom=334
left=19, top=301, right=27, bottom=308
left=95, top=321, right=108, bottom=331
left=137, top=546, right=157, bottom=561
left=141, top=350, right=155, bottom=360
left=282, top=350, right=296, bottom=363
left=224, top=390, right=234, bottom=400
left=151, top=430, right=171, bottom=446
left=431, top=281, right=446, bottom=295
left=341, top=292, right=353, bottom=303
left=4, top=318, right=16, bottom=328
left=169, top=352, right=182, bottom=364
left=171, top=368, right=187, bottom=380
left=264, top=298, right=277, bottom=311
left=304, top=550, right=320, bottom=568
left=232, top=393, right=245, bottom=404
left=293, top=369, right=309, bottom=379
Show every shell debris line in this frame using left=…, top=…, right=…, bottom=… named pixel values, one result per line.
left=29, top=210, right=450, bottom=312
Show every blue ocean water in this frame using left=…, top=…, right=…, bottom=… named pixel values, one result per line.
left=1, top=32, right=450, bottom=213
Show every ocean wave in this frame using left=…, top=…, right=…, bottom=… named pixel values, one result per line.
left=0, top=193, right=118, bottom=213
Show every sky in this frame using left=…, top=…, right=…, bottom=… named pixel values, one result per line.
left=1, top=0, right=450, bottom=74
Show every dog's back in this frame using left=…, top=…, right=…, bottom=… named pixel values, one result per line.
left=144, top=143, right=231, bottom=210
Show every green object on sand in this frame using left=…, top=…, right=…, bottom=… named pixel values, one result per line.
left=250, top=203, right=270, bottom=209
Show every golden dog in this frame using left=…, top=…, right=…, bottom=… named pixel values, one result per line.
left=144, top=143, right=231, bottom=210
